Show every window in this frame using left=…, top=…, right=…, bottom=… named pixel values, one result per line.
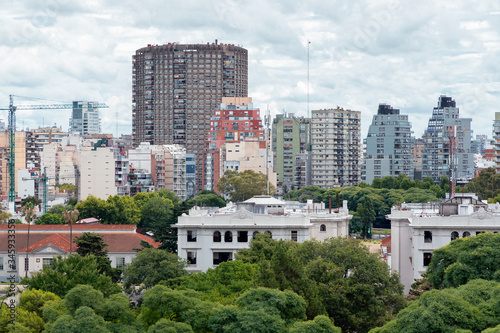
left=424, top=231, right=432, bottom=243
left=253, top=231, right=260, bottom=239
left=42, top=258, right=54, bottom=267
left=291, top=231, right=298, bottom=242
left=116, top=257, right=125, bottom=269
left=187, top=251, right=197, bottom=265
left=25, top=258, right=29, bottom=272
left=187, top=230, right=197, bottom=242
left=423, top=252, right=432, bottom=266
left=213, top=231, right=221, bottom=242
left=320, top=224, right=326, bottom=232
left=0, top=257, right=3, bottom=270
left=265, top=231, right=272, bottom=239
left=213, top=252, right=232, bottom=265
left=224, top=231, right=233, bottom=242
left=463, top=231, right=470, bottom=238
left=476, top=231, right=484, bottom=235
left=451, top=231, right=459, bottom=241
left=237, top=231, right=248, bottom=242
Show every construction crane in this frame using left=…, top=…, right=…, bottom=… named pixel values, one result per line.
left=0, top=95, right=108, bottom=207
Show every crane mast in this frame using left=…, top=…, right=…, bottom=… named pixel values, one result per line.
left=1, top=96, right=108, bottom=208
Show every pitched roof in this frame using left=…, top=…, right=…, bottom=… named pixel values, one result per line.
left=0, top=231, right=160, bottom=253
left=0, top=223, right=136, bottom=232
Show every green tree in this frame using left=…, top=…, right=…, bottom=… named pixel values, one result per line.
left=217, top=170, right=276, bottom=201
left=357, top=196, right=376, bottom=239
left=289, top=315, right=341, bottom=333
left=369, top=279, right=500, bottom=333
left=123, top=248, right=188, bottom=289
left=239, top=236, right=406, bottom=333
left=140, top=196, right=176, bottom=252
left=0, top=210, right=12, bottom=224
left=426, top=232, right=500, bottom=289
left=105, top=195, right=141, bottom=225
left=74, top=232, right=120, bottom=281
left=22, top=202, right=37, bottom=278
left=22, top=255, right=120, bottom=297
left=48, top=204, right=66, bottom=216
left=63, top=209, right=79, bottom=255
left=75, top=195, right=107, bottom=221
left=185, top=190, right=226, bottom=208
left=465, top=167, right=500, bottom=200
left=19, top=289, right=60, bottom=317
left=209, top=306, right=287, bottom=333
left=147, top=319, right=194, bottom=333
left=22, top=195, right=42, bottom=207
left=36, top=213, right=63, bottom=225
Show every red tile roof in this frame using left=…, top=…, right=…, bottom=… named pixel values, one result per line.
left=0, top=231, right=160, bottom=253
left=0, top=223, right=136, bottom=231
left=381, top=235, right=391, bottom=247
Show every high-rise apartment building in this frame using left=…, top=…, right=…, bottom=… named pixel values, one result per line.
left=422, top=96, right=473, bottom=182
left=132, top=42, right=248, bottom=191
left=202, top=97, right=265, bottom=191
left=362, top=104, right=414, bottom=184
left=272, top=113, right=310, bottom=192
left=311, top=108, right=362, bottom=188
left=69, top=101, right=101, bottom=135
left=493, top=112, right=500, bottom=173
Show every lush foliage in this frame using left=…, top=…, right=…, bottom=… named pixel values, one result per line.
left=185, top=190, right=226, bottom=208
left=123, top=248, right=188, bottom=289
left=426, top=232, right=500, bottom=289
left=22, top=255, right=120, bottom=298
left=36, top=213, right=63, bottom=225
left=237, top=235, right=406, bottom=333
left=217, top=169, right=276, bottom=201
left=369, top=279, right=500, bottom=333
left=463, top=167, right=500, bottom=201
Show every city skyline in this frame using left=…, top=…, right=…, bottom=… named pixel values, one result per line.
left=1, top=0, right=500, bottom=140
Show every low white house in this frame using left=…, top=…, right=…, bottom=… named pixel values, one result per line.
left=175, top=196, right=352, bottom=273
left=388, top=195, right=500, bottom=294
left=0, top=222, right=159, bottom=282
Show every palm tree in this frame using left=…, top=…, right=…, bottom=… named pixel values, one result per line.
left=63, top=209, right=80, bottom=255
left=22, top=202, right=37, bottom=278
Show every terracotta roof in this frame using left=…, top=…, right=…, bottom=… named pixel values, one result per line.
left=18, top=233, right=73, bottom=252
left=0, top=223, right=136, bottom=231
left=381, top=235, right=391, bottom=247
left=0, top=231, right=160, bottom=253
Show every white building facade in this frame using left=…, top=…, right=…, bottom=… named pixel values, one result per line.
left=388, top=195, right=500, bottom=293
left=176, top=196, right=351, bottom=273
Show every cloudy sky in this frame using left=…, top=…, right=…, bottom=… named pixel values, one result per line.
left=2, top=0, right=500, bottom=139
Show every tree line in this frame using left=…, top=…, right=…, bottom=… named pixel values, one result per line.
left=3, top=232, right=499, bottom=332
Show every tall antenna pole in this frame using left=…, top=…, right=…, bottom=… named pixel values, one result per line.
left=265, top=106, right=270, bottom=195
left=307, top=41, right=310, bottom=118
left=8, top=95, right=16, bottom=204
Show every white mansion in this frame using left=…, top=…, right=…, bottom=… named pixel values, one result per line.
left=388, top=194, right=500, bottom=293
left=175, top=196, right=352, bottom=272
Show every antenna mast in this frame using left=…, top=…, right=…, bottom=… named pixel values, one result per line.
left=265, top=106, right=270, bottom=195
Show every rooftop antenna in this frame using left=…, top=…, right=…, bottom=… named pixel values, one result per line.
left=265, top=106, right=271, bottom=195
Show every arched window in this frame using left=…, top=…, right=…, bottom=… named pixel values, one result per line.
left=463, top=231, right=470, bottom=238
left=265, top=231, right=272, bottom=239
left=451, top=231, right=459, bottom=241
left=320, top=224, right=326, bottom=232
left=224, top=231, right=233, bottom=242
left=213, top=231, right=221, bottom=242
left=253, top=231, right=260, bottom=239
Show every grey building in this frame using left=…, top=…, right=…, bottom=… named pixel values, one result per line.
left=69, top=101, right=101, bottom=135
left=311, top=108, right=361, bottom=188
left=132, top=42, right=248, bottom=191
left=362, top=104, right=414, bottom=184
left=422, top=96, right=473, bottom=182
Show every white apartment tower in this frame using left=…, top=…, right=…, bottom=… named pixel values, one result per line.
left=311, top=108, right=362, bottom=188
left=69, top=101, right=102, bottom=135
left=363, top=104, right=414, bottom=184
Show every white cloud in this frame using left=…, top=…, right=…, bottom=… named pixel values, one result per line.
left=0, top=0, right=499, bottom=140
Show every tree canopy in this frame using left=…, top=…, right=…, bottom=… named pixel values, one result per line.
left=426, top=232, right=500, bottom=289
left=237, top=235, right=406, bottom=333
left=370, top=279, right=500, bottom=333
left=122, top=248, right=188, bottom=289
left=217, top=170, right=276, bottom=202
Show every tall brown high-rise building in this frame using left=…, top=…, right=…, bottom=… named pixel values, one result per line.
left=132, top=42, right=248, bottom=191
